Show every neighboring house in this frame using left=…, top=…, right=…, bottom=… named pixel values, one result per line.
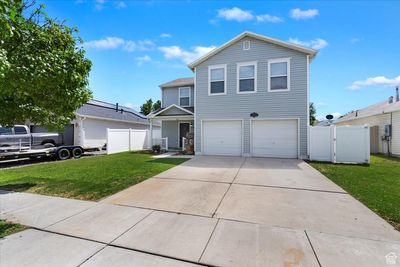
left=334, top=92, right=400, bottom=156
left=31, top=100, right=158, bottom=150
left=316, top=120, right=333, bottom=126
left=149, top=31, right=317, bottom=158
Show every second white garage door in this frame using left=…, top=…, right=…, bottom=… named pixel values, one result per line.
left=202, top=120, right=242, bottom=156
left=251, top=119, right=298, bottom=158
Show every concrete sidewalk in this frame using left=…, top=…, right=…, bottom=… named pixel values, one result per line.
left=1, top=156, right=400, bottom=266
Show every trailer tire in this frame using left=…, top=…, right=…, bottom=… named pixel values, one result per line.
left=57, top=148, right=70, bottom=160
left=72, top=147, right=83, bottom=159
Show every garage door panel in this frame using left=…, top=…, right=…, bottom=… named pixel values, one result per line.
left=203, top=121, right=242, bottom=156
left=252, top=120, right=298, bottom=158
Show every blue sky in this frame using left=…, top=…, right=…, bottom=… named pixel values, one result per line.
left=41, top=0, right=400, bottom=120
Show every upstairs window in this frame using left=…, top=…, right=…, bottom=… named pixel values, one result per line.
left=179, top=87, right=191, bottom=107
left=209, top=65, right=226, bottom=95
left=237, top=62, right=257, bottom=93
left=268, top=58, right=290, bottom=92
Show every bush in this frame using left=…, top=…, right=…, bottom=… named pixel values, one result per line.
left=152, top=144, right=161, bottom=154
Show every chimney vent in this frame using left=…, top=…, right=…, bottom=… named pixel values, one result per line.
left=396, top=86, right=399, bottom=102
left=388, top=96, right=394, bottom=104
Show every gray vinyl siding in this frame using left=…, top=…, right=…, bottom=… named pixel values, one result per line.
left=162, top=86, right=194, bottom=108
left=195, top=36, right=309, bottom=157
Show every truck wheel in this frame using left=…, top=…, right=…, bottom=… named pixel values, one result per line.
left=43, top=142, right=55, bottom=148
left=72, top=147, right=83, bottom=159
left=57, top=148, right=70, bottom=160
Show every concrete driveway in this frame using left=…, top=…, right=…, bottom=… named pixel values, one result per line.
left=102, top=156, right=400, bottom=266
left=2, top=156, right=400, bottom=266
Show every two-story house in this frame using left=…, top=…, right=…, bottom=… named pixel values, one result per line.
left=149, top=32, right=317, bottom=159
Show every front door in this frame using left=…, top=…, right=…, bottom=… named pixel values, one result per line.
left=179, top=123, right=190, bottom=147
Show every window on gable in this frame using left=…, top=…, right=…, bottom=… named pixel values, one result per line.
left=243, top=40, right=250, bottom=50
left=269, top=58, right=290, bottom=91
left=179, top=87, right=190, bottom=106
left=238, top=62, right=256, bottom=93
left=209, top=65, right=226, bottom=95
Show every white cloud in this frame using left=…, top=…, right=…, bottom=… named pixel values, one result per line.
left=288, top=38, right=328, bottom=50
left=160, top=33, right=172, bottom=38
left=84, top=37, right=155, bottom=51
left=95, top=0, right=106, bottom=10
left=350, top=37, right=360, bottom=44
left=315, top=102, right=327, bottom=107
left=135, top=55, right=151, bottom=66
left=124, top=40, right=155, bottom=52
left=158, top=45, right=216, bottom=64
left=290, top=8, right=319, bottom=20
left=217, top=7, right=253, bottom=22
left=124, top=103, right=138, bottom=109
left=256, top=14, right=283, bottom=23
left=84, top=37, right=125, bottom=49
left=115, top=1, right=127, bottom=9
left=349, top=76, right=400, bottom=90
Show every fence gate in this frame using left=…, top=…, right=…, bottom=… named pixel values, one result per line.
left=309, top=125, right=370, bottom=164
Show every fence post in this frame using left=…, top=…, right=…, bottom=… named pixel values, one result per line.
left=365, top=125, right=370, bottom=163
left=128, top=128, right=132, bottom=151
left=332, top=126, right=337, bottom=163
left=106, top=128, right=109, bottom=155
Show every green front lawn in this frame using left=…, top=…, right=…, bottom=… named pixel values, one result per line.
left=0, top=220, right=26, bottom=238
left=0, top=152, right=188, bottom=201
left=310, top=155, right=400, bottom=231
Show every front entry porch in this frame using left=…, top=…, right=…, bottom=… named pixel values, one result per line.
left=148, top=104, right=194, bottom=151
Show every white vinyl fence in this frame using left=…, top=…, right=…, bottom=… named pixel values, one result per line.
left=310, top=125, right=370, bottom=164
left=106, top=128, right=161, bottom=154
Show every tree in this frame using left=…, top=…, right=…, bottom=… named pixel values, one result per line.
left=140, top=99, right=153, bottom=115
left=0, top=1, right=92, bottom=129
left=152, top=100, right=161, bottom=111
left=309, top=102, right=317, bottom=125
left=140, top=99, right=161, bottom=115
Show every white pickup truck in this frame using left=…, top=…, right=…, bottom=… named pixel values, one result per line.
left=0, top=125, right=63, bottom=149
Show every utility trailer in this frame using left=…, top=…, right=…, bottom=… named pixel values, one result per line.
left=0, top=145, right=84, bottom=161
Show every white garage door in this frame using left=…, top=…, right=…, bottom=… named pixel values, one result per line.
left=203, top=120, right=242, bottom=156
left=252, top=119, right=298, bottom=158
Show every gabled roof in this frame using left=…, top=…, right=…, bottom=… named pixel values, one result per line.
left=159, top=77, right=194, bottom=88
left=188, top=31, right=318, bottom=70
left=148, top=104, right=194, bottom=118
left=334, top=98, right=400, bottom=123
left=76, top=100, right=149, bottom=124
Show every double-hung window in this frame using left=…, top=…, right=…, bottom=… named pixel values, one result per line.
left=179, top=87, right=190, bottom=107
left=209, top=65, right=226, bottom=95
left=268, top=58, right=290, bottom=92
left=237, top=62, right=257, bottom=93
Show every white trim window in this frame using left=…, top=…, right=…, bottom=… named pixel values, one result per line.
left=179, top=87, right=191, bottom=107
left=208, top=64, right=227, bottom=95
left=268, top=58, right=290, bottom=92
left=237, top=61, right=257, bottom=94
